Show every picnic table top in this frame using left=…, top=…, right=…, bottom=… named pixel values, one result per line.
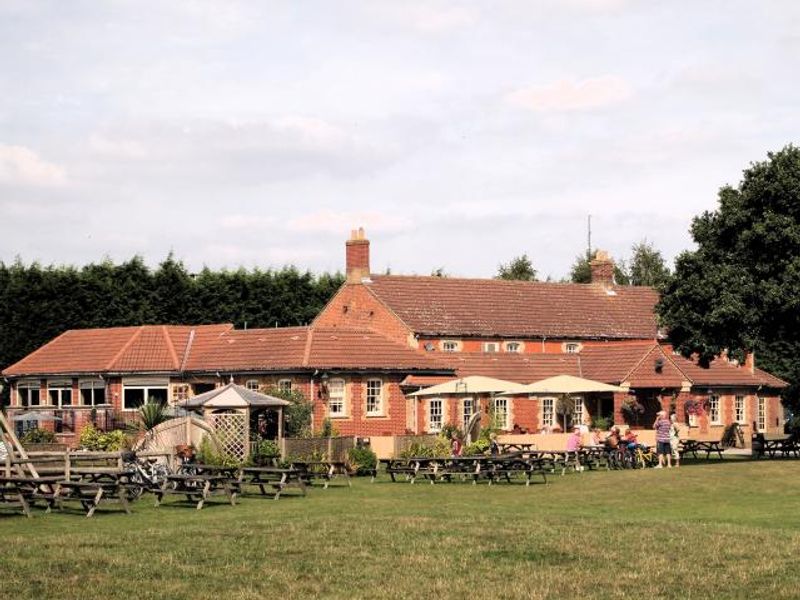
left=240, top=466, right=298, bottom=474
left=0, top=476, right=63, bottom=484
left=188, top=464, right=239, bottom=472
left=291, top=460, right=348, bottom=466
left=167, top=473, right=231, bottom=482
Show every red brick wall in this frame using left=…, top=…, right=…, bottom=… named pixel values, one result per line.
left=313, top=283, right=413, bottom=346
left=512, top=396, right=538, bottom=432
left=311, top=374, right=409, bottom=437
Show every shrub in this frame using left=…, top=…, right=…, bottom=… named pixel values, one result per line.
left=318, top=418, right=338, bottom=438
left=463, top=438, right=490, bottom=456
left=439, top=423, right=462, bottom=441
left=268, top=387, right=313, bottom=438
left=592, top=416, right=612, bottom=431
left=347, top=446, right=377, bottom=475
left=138, top=401, right=170, bottom=431
left=21, top=428, right=56, bottom=444
left=250, top=439, right=281, bottom=466
left=196, top=436, right=240, bottom=467
left=78, top=424, right=129, bottom=451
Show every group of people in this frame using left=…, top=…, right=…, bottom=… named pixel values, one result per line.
left=564, top=410, right=682, bottom=468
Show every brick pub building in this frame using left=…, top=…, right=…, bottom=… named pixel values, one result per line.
left=3, top=229, right=786, bottom=446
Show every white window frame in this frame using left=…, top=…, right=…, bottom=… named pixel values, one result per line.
left=504, top=341, right=523, bottom=353
left=79, top=380, right=107, bottom=406
left=47, top=380, right=73, bottom=408
left=429, top=398, right=443, bottom=433
left=564, top=342, right=581, bottom=354
left=493, top=398, right=509, bottom=430
left=172, top=383, right=190, bottom=402
left=122, top=379, right=169, bottom=411
left=757, top=396, right=766, bottom=432
left=709, top=394, right=721, bottom=425
left=483, top=342, right=499, bottom=353
left=277, top=379, right=293, bottom=394
left=245, top=380, right=260, bottom=391
left=462, top=397, right=474, bottom=432
left=541, top=397, right=555, bottom=428
left=573, top=397, right=585, bottom=428
left=734, top=395, right=746, bottom=424
left=328, top=378, right=346, bottom=418
left=365, top=379, right=384, bottom=416
left=440, top=340, right=460, bottom=353
left=17, top=381, right=41, bottom=407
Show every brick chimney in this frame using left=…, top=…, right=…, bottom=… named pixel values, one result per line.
left=590, top=250, right=615, bottom=287
left=744, top=351, right=755, bottom=374
left=346, top=227, right=370, bottom=283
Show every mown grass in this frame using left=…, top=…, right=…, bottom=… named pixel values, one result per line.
left=1, top=460, right=799, bottom=599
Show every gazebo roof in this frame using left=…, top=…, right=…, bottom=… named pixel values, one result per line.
left=179, top=383, right=290, bottom=409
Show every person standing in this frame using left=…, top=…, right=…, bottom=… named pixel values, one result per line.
left=669, top=413, right=681, bottom=468
left=653, top=410, right=672, bottom=468
left=451, top=433, right=462, bottom=457
left=566, top=426, right=584, bottom=472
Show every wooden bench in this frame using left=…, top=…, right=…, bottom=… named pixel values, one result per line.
left=154, top=474, right=237, bottom=510
left=0, top=478, right=33, bottom=517
left=291, top=461, right=351, bottom=489
left=238, top=467, right=306, bottom=500
left=54, top=479, right=132, bottom=518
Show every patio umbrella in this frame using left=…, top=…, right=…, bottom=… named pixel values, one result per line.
left=408, top=375, right=526, bottom=397
left=11, top=411, right=62, bottom=422
left=501, top=375, right=626, bottom=432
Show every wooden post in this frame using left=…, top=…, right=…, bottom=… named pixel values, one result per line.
left=0, top=410, right=39, bottom=478
left=64, top=451, right=71, bottom=479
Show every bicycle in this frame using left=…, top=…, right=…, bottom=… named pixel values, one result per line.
left=634, top=445, right=658, bottom=469
left=122, top=451, right=171, bottom=498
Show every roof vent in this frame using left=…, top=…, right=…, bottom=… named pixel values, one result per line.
left=654, top=358, right=664, bottom=373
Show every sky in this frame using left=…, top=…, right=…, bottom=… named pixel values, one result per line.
left=1, top=0, right=799, bottom=280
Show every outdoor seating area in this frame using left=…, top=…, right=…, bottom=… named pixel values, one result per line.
left=752, top=434, right=800, bottom=459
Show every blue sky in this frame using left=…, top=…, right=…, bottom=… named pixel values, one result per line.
left=1, top=0, right=799, bottom=279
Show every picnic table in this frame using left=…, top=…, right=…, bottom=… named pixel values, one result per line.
left=680, top=439, right=725, bottom=460
left=0, top=476, right=61, bottom=514
left=379, top=458, right=416, bottom=482
left=497, top=442, right=537, bottom=453
left=54, top=471, right=135, bottom=517
left=0, top=477, right=35, bottom=517
left=155, top=473, right=238, bottom=510
left=238, top=467, right=306, bottom=500
left=401, top=454, right=548, bottom=486
left=754, top=437, right=799, bottom=459
left=290, top=461, right=351, bottom=489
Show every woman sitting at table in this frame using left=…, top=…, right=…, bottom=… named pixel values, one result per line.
left=589, top=428, right=604, bottom=446
left=566, top=426, right=584, bottom=472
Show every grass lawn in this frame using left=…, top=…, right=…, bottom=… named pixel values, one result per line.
left=1, top=460, right=800, bottom=599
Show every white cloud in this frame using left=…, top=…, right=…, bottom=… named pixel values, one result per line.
left=0, top=144, right=66, bottom=186
left=506, top=76, right=633, bottom=112
left=370, top=3, right=479, bottom=33
left=220, top=214, right=276, bottom=230
left=286, top=210, right=413, bottom=235
left=88, top=134, right=148, bottom=159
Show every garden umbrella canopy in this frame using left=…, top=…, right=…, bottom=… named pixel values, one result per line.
left=179, top=383, right=290, bottom=409
left=12, top=411, right=62, bottom=421
left=409, top=375, right=526, bottom=397
left=504, top=375, right=626, bottom=395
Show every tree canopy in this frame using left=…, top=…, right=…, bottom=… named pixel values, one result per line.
left=496, top=254, right=537, bottom=281
left=628, top=241, right=671, bottom=288
left=657, top=145, right=800, bottom=410
left=568, top=250, right=629, bottom=285
left=0, top=257, right=344, bottom=399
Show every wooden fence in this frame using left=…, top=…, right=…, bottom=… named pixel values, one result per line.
left=282, top=436, right=357, bottom=462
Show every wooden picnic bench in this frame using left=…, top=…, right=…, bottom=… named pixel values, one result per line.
left=0, top=477, right=34, bottom=517
left=238, top=467, right=306, bottom=500
left=0, top=476, right=61, bottom=513
left=290, top=461, right=351, bottom=489
left=680, top=439, right=725, bottom=460
left=379, top=458, right=416, bottom=482
left=754, top=436, right=799, bottom=459
left=54, top=475, right=134, bottom=518
left=155, top=474, right=237, bottom=510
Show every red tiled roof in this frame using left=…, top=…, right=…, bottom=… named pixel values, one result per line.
left=441, top=352, right=581, bottom=384
left=2, top=324, right=233, bottom=376
left=365, top=275, right=661, bottom=339
left=3, top=324, right=448, bottom=376
left=581, top=343, right=788, bottom=388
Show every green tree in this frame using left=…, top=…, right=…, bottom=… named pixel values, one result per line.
left=496, top=254, right=537, bottom=281
left=657, top=145, right=800, bottom=410
left=628, top=241, right=671, bottom=288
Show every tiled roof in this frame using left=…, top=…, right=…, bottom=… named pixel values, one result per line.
left=441, top=352, right=581, bottom=384
left=2, top=324, right=232, bottom=376
left=581, top=343, right=788, bottom=388
left=3, top=324, right=448, bottom=376
left=365, top=275, right=661, bottom=339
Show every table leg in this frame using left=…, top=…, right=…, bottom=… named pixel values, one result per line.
left=86, top=487, right=104, bottom=518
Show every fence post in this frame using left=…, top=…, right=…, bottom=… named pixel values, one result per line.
left=327, top=437, right=333, bottom=460
left=64, top=451, right=71, bottom=479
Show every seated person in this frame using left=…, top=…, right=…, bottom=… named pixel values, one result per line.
left=590, top=428, right=604, bottom=446
left=605, top=427, right=621, bottom=449
left=623, top=429, right=640, bottom=450
left=566, top=427, right=584, bottom=471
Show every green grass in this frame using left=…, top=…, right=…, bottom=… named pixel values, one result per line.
left=2, top=460, right=800, bottom=599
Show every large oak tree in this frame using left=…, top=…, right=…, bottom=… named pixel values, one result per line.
left=658, top=145, right=800, bottom=410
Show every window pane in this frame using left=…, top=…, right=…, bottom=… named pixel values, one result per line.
left=61, top=389, right=72, bottom=406
left=49, top=390, right=59, bottom=405
left=148, top=388, right=168, bottom=405
left=30, top=389, right=40, bottom=406
left=124, top=388, right=145, bottom=410
left=94, top=388, right=106, bottom=405
left=81, top=388, right=93, bottom=406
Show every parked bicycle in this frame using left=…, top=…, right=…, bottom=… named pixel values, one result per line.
left=121, top=451, right=171, bottom=498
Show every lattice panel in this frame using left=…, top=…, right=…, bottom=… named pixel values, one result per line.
left=208, top=412, right=248, bottom=461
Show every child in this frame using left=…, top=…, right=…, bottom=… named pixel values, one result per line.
left=451, top=433, right=462, bottom=457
